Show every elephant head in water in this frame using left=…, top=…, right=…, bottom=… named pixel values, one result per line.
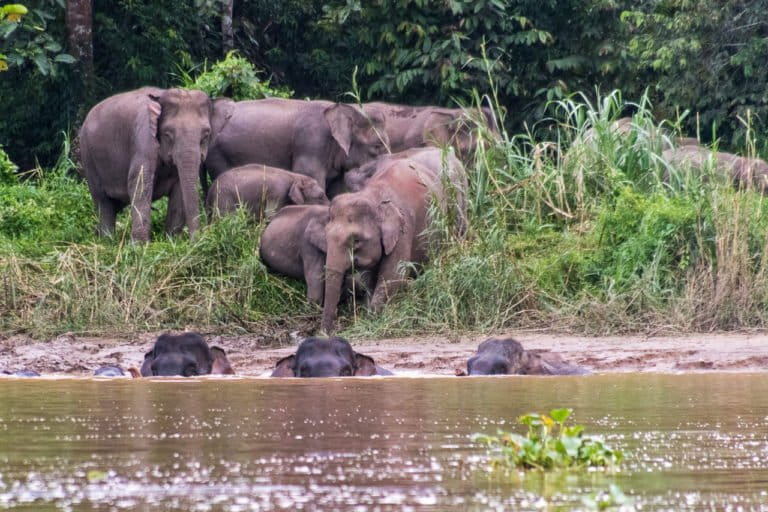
left=271, top=336, right=391, bottom=377
left=140, top=332, right=234, bottom=377
left=466, top=338, right=589, bottom=376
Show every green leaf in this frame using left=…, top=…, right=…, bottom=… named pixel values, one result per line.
left=549, top=408, right=572, bottom=423
left=54, top=54, right=76, bottom=64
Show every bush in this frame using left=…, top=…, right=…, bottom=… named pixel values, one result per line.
left=0, top=144, right=17, bottom=184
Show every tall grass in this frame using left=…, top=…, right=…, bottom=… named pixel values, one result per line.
left=3, top=90, right=768, bottom=339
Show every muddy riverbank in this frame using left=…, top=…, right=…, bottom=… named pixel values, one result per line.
left=1, top=331, right=767, bottom=376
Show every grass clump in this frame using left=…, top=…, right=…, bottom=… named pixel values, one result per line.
left=473, top=408, right=623, bottom=471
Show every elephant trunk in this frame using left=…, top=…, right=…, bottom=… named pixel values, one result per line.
left=321, top=248, right=351, bottom=334
left=176, top=150, right=202, bottom=237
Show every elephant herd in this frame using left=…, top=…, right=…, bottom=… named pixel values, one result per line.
left=1, top=332, right=589, bottom=378
left=79, top=88, right=494, bottom=332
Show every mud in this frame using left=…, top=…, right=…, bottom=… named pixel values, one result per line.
left=1, top=330, right=767, bottom=376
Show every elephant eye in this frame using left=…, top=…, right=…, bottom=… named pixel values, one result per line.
left=183, top=363, right=199, bottom=377
left=201, top=129, right=211, bottom=141
left=339, top=366, right=352, bottom=377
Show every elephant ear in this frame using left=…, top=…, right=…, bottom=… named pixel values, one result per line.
left=519, top=350, right=559, bottom=375
left=379, top=200, right=404, bottom=256
left=353, top=352, right=378, bottom=376
left=139, top=349, right=155, bottom=377
left=147, top=94, right=163, bottom=140
left=324, top=103, right=356, bottom=156
left=305, top=213, right=329, bottom=253
left=210, top=98, right=236, bottom=143
left=271, top=355, right=296, bottom=377
left=288, top=181, right=306, bottom=205
left=210, top=346, right=235, bottom=375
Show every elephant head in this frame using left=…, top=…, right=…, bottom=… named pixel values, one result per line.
left=325, top=104, right=389, bottom=173
left=271, top=336, right=381, bottom=377
left=466, top=338, right=589, bottom=376
left=140, top=332, right=234, bottom=377
left=148, top=89, right=234, bottom=237
left=290, top=175, right=331, bottom=206
left=321, top=191, right=405, bottom=331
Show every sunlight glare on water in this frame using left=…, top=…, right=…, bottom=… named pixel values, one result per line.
left=0, top=374, right=767, bottom=510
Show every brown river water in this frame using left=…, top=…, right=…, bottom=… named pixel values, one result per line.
left=0, top=374, right=767, bottom=511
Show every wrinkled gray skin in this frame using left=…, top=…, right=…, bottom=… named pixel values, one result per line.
left=363, top=102, right=499, bottom=158
left=321, top=160, right=444, bottom=333
left=205, top=99, right=389, bottom=192
left=662, top=145, right=768, bottom=194
left=206, top=164, right=329, bottom=221
left=344, top=147, right=468, bottom=235
left=466, top=338, right=590, bottom=376
left=80, top=87, right=235, bottom=241
left=271, top=336, right=391, bottom=377
left=140, top=332, right=234, bottom=377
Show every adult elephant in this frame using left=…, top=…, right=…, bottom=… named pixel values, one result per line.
left=320, top=159, right=448, bottom=333
left=464, top=338, right=589, bottom=376
left=363, top=102, right=498, bottom=157
left=271, top=336, right=392, bottom=377
left=140, top=332, right=234, bottom=377
left=79, top=87, right=235, bottom=241
left=662, top=145, right=768, bottom=194
left=205, top=98, right=389, bottom=191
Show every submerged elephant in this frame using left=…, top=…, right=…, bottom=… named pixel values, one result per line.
left=1, top=369, right=40, bottom=377
left=271, top=336, right=391, bottom=377
left=206, top=164, right=329, bottom=221
left=205, top=99, right=389, bottom=191
left=662, top=145, right=768, bottom=194
left=363, top=102, right=498, bottom=158
left=140, top=332, right=234, bottom=377
left=320, top=159, right=452, bottom=332
left=79, top=87, right=235, bottom=241
left=464, top=338, right=589, bottom=376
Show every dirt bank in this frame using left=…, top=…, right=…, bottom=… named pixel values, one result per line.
left=1, top=330, right=767, bottom=376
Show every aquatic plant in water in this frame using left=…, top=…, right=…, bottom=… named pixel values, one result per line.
left=473, top=408, right=623, bottom=470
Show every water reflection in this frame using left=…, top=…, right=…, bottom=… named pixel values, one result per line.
left=0, top=374, right=766, bottom=510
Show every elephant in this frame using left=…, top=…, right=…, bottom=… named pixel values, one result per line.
left=320, top=159, right=447, bottom=333
left=362, top=102, right=499, bottom=158
left=464, top=338, right=590, bottom=376
left=662, top=145, right=768, bottom=194
left=259, top=204, right=375, bottom=304
left=343, top=147, right=468, bottom=234
left=93, top=366, right=126, bottom=377
left=1, top=369, right=40, bottom=377
left=206, top=164, right=329, bottom=221
left=79, top=87, right=235, bottom=241
left=140, top=332, right=234, bottom=377
left=271, top=336, right=392, bottom=377
left=205, top=98, right=389, bottom=192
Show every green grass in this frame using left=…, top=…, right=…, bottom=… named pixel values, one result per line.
left=3, top=89, right=768, bottom=339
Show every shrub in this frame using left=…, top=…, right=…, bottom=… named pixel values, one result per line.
left=0, top=144, right=17, bottom=184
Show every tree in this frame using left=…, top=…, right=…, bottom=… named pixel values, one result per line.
left=65, top=0, right=92, bottom=83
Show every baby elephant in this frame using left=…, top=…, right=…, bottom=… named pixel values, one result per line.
left=206, top=164, right=329, bottom=221
left=271, top=336, right=392, bottom=377
left=141, top=332, right=234, bottom=377
left=465, top=338, right=589, bottom=376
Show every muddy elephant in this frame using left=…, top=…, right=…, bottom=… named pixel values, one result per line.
left=205, top=98, right=389, bottom=192
left=271, top=336, right=392, bottom=377
left=79, top=87, right=235, bottom=241
left=321, top=159, right=446, bottom=332
left=363, top=102, right=498, bottom=158
left=464, top=338, right=589, bottom=376
left=662, top=145, right=768, bottom=194
left=206, top=164, right=329, bottom=221
left=344, top=147, right=468, bottom=234
left=140, top=332, right=234, bottom=377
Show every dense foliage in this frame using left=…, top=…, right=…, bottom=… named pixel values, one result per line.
left=2, top=1, right=767, bottom=168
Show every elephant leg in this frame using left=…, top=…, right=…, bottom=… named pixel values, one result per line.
left=165, top=181, right=185, bottom=235
left=302, top=245, right=326, bottom=304
left=126, top=159, right=156, bottom=242
left=369, top=238, right=413, bottom=312
left=292, top=154, right=329, bottom=191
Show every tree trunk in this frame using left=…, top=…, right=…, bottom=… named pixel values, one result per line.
left=222, top=0, right=234, bottom=54
left=65, top=0, right=93, bottom=82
